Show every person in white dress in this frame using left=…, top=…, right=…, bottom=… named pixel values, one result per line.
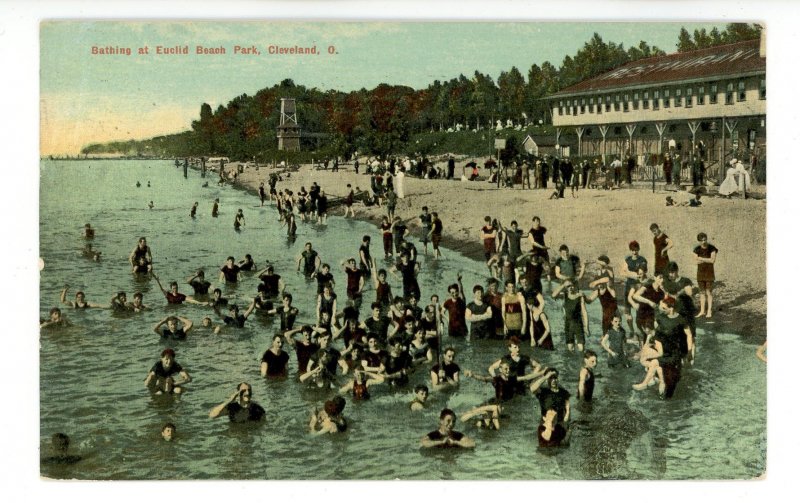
left=719, top=157, right=751, bottom=197
left=733, top=158, right=751, bottom=194
left=718, top=159, right=739, bottom=197
left=396, top=168, right=405, bottom=199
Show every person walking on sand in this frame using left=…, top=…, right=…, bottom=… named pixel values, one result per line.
left=650, top=223, right=674, bottom=276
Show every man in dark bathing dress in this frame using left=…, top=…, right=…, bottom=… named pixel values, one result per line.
left=420, top=408, right=475, bottom=448
left=209, top=382, right=266, bottom=423
left=633, top=297, right=694, bottom=398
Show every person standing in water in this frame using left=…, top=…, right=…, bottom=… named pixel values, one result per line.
left=693, top=232, right=718, bottom=318
left=144, top=348, right=192, bottom=395
left=420, top=408, right=475, bottom=449
left=209, top=382, right=266, bottom=422
left=234, top=209, right=245, bottom=231
left=129, top=237, right=153, bottom=272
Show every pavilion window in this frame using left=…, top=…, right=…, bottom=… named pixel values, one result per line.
left=685, top=88, right=692, bottom=107
left=725, top=82, right=734, bottom=105
left=759, top=78, right=766, bottom=100
left=738, top=80, right=747, bottom=101
left=709, top=83, right=718, bottom=104
left=653, top=90, right=660, bottom=110
left=663, top=89, right=670, bottom=108
left=697, top=86, right=705, bottom=105
left=675, top=88, right=682, bottom=107
left=623, top=94, right=629, bottom=112
left=614, top=95, right=621, bottom=112
left=643, top=91, right=650, bottom=109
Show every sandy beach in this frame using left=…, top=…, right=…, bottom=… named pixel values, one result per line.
left=225, top=159, right=766, bottom=340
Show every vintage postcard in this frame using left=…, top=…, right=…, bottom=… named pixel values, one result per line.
left=37, top=17, right=767, bottom=482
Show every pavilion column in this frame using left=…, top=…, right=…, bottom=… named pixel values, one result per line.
left=655, top=122, right=667, bottom=156
left=555, top=127, right=562, bottom=156
left=724, top=119, right=739, bottom=160
left=575, top=126, right=585, bottom=158
left=688, top=121, right=700, bottom=156
left=599, top=125, right=609, bottom=165
left=625, top=124, right=637, bottom=154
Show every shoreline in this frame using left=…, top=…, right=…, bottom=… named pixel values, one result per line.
left=213, top=159, right=766, bottom=341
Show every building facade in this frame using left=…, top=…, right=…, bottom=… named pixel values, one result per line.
left=547, top=39, right=765, bottom=178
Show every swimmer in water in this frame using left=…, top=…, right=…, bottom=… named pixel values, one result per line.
left=153, top=315, right=194, bottom=341
left=82, top=223, right=95, bottom=239
left=190, top=202, right=198, bottom=218
left=60, top=285, right=105, bottom=309
left=309, top=396, right=347, bottom=435
left=409, top=384, right=429, bottom=411
left=129, top=237, right=153, bottom=271
left=199, top=316, right=221, bottom=335
left=339, top=365, right=384, bottom=400
left=161, top=423, right=176, bottom=442
left=237, top=254, right=255, bottom=272
left=148, top=201, right=154, bottom=209
left=130, top=292, right=148, bottom=312
left=219, top=256, right=242, bottom=284
left=110, top=291, right=130, bottom=312
left=153, top=274, right=188, bottom=304
left=537, top=408, right=569, bottom=447
left=40, top=307, right=70, bottom=329
left=420, top=408, right=475, bottom=449
left=577, top=350, right=597, bottom=402
left=144, top=348, right=192, bottom=395
left=234, top=209, right=245, bottom=231
left=208, top=382, right=266, bottom=422
left=460, top=403, right=503, bottom=430
left=81, top=243, right=101, bottom=261
left=212, top=198, right=220, bottom=217
left=41, top=433, right=82, bottom=465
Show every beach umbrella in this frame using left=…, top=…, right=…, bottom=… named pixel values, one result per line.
left=465, top=161, right=477, bottom=168
left=484, top=159, right=497, bottom=167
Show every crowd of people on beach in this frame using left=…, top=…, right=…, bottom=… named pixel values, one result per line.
left=42, top=156, right=740, bottom=458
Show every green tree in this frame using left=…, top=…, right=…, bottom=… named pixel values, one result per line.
left=677, top=27, right=696, bottom=52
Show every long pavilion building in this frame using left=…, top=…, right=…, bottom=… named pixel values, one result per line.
left=546, top=38, right=765, bottom=176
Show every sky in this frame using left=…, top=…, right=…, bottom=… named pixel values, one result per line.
left=40, top=21, right=726, bottom=155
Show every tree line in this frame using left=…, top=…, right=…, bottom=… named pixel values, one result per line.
left=81, top=24, right=761, bottom=160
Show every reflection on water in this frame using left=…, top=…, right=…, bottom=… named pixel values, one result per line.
left=39, top=160, right=765, bottom=479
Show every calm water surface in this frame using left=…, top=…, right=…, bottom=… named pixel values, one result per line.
left=39, top=160, right=765, bottom=480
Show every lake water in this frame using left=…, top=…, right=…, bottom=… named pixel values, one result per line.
left=39, top=160, right=765, bottom=480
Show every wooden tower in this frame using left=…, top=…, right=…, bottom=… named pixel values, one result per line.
left=277, top=98, right=301, bottom=151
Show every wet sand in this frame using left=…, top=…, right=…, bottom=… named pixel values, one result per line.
left=223, top=159, right=766, bottom=340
